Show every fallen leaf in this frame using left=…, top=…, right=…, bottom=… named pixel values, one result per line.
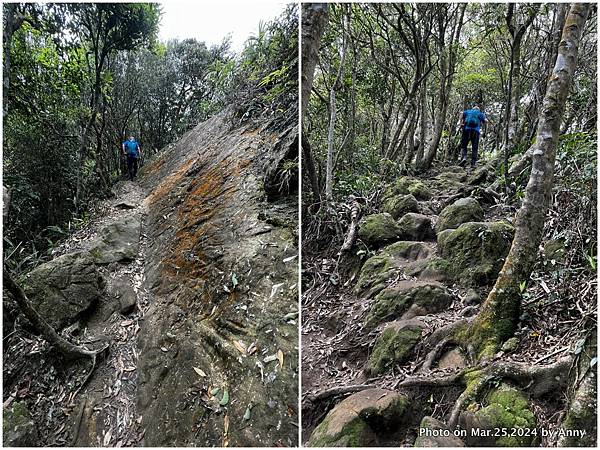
left=277, top=349, right=284, bottom=368
left=193, top=367, right=206, bottom=377
left=263, top=354, right=277, bottom=363
left=246, top=342, right=257, bottom=355
left=243, top=407, right=251, bottom=421
left=210, top=387, right=221, bottom=396
left=224, top=414, right=230, bottom=434
left=103, top=429, right=112, bottom=446
left=121, top=320, right=134, bottom=327
left=233, top=340, right=246, bottom=354
left=219, top=390, right=229, bottom=406
left=231, top=273, right=238, bottom=288
left=283, top=255, right=297, bottom=263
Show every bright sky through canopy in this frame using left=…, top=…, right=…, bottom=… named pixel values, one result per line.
left=159, top=0, right=289, bottom=52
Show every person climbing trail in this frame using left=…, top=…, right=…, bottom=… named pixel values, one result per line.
left=459, top=105, right=489, bottom=168
left=122, top=136, right=142, bottom=181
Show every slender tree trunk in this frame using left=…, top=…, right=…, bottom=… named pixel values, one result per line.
left=465, top=3, right=590, bottom=359
left=325, top=10, right=347, bottom=202
left=301, top=3, right=328, bottom=204
left=301, top=3, right=329, bottom=122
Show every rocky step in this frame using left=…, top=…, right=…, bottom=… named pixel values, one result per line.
left=307, top=388, right=411, bottom=447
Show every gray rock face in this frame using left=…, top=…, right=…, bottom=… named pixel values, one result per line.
left=21, top=252, right=104, bottom=330
left=107, top=276, right=137, bottom=314
left=134, top=111, right=299, bottom=446
left=436, top=197, right=484, bottom=232
left=398, top=213, right=435, bottom=241
left=88, top=214, right=141, bottom=264
left=3, top=401, right=40, bottom=447
left=414, top=416, right=465, bottom=447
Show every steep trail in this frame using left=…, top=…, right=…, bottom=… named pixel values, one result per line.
left=302, top=162, right=593, bottom=447
left=3, top=110, right=299, bottom=447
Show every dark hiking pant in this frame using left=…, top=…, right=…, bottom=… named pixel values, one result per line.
left=127, top=155, right=138, bottom=181
left=460, top=129, right=480, bottom=167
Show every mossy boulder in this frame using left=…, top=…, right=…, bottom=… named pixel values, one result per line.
left=21, top=252, right=104, bottom=330
left=385, top=177, right=432, bottom=201
left=382, top=194, right=419, bottom=219
left=436, top=197, right=484, bottom=232
left=414, top=416, right=465, bottom=447
left=358, top=213, right=401, bottom=246
left=460, top=384, right=537, bottom=447
left=398, top=213, right=435, bottom=241
left=367, top=319, right=424, bottom=376
left=437, top=221, right=515, bottom=286
left=355, top=242, right=433, bottom=296
left=467, top=165, right=490, bottom=185
left=3, top=401, right=39, bottom=447
left=365, top=281, right=453, bottom=328
left=308, top=389, right=410, bottom=447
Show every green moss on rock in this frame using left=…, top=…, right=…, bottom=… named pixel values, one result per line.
left=358, top=213, right=401, bottom=246
left=365, top=283, right=453, bottom=328
left=3, top=401, right=39, bottom=447
left=476, top=385, right=537, bottom=446
left=382, top=194, right=419, bottom=219
left=436, top=197, right=484, bottom=232
left=437, top=221, right=515, bottom=286
left=384, top=177, right=432, bottom=201
left=307, top=389, right=410, bottom=447
left=367, top=323, right=423, bottom=375
left=397, top=213, right=435, bottom=241
left=355, top=242, right=432, bottom=295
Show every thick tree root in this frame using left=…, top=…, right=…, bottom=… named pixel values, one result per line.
left=3, top=269, right=109, bottom=361
left=400, top=356, right=574, bottom=427
left=306, top=384, right=373, bottom=403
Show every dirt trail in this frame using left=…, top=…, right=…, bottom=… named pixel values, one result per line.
left=67, top=181, right=150, bottom=446
left=302, top=163, right=590, bottom=446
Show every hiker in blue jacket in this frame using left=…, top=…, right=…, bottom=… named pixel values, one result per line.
left=459, top=105, right=489, bottom=168
left=122, top=136, right=142, bottom=181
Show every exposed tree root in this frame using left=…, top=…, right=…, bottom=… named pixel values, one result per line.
left=306, top=384, right=373, bottom=403
left=399, top=355, right=574, bottom=428
left=3, top=269, right=109, bottom=361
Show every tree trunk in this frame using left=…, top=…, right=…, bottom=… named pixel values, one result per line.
left=301, top=3, right=329, bottom=122
left=301, top=3, right=328, bottom=204
left=465, top=3, right=590, bottom=359
left=324, top=11, right=347, bottom=202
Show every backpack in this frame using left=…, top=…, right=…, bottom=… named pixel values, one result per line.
left=464, top=110, right=481, bottom=128
left=125, top=140, right=138, bottom=157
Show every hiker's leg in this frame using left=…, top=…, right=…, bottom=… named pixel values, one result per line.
left=133, top=158, right=138, bottom=178
left=471, top=132, right=480, bottom=167
left=127, top=156, right=134, bottom=181
left=460, top=130, right=469, bottom=162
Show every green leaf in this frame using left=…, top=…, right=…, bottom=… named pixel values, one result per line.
left=243, top=407, right=251, bottom=421
left=219, top=390, right=229, bottom=406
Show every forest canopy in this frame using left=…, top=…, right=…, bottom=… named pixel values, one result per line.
left=3, top=2, right=298, bottom=273
left=302, top=3, right=597, bottom=205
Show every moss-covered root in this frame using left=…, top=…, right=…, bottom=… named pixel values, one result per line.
left=457, top=382, right=537, bottom=447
